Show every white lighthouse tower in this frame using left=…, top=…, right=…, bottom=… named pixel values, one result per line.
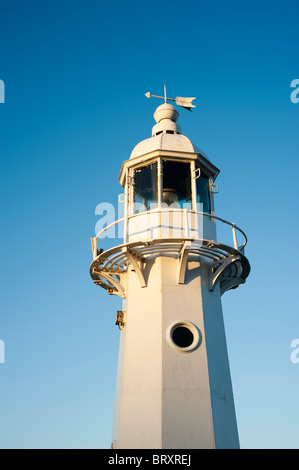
left=90, top=90, right=250, bottom=449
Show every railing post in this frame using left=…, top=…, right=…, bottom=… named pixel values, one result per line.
left=91, top=237, right=97, bottom=260
left=232, top=224, right=238, bottom=250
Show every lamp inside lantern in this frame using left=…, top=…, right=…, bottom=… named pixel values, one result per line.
left=162, top=188, right=179, bottom=206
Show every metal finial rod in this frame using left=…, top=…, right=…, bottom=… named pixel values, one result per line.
left=145, top=92, right=176, bottom=102
left=145, top=87, right=196, bottom=112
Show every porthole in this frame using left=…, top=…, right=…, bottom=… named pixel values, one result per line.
left=166, top=321, right=201, bottom=353
left=172, top=325, right=194, bottom=348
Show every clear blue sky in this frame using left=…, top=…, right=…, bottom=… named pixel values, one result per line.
left=0, top=0, right=298, bottom=449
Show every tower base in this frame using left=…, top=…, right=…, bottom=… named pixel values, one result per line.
left=111, top=255, right=240, bottom=449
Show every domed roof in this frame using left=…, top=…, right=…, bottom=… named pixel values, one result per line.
left=119, top=102, right=219, bottom=186
left=130, top=102, right=202, bottom=159
left=130, top=133, right=200, bottom=159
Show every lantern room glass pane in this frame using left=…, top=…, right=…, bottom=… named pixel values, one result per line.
left=134, top=162, right=158, bottom=213
left=162, top=161, right=191, bottom=208
left=196, top=173, right=211, bottom=213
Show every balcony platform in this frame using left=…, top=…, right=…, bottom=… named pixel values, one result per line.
left=89, top=237, right=250, bottom=298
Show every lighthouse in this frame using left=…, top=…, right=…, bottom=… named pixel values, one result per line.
left=90, top=90, right=250, bottom=449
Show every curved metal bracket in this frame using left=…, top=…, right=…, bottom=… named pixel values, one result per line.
left=122, top=247, right=146, bottom=288
left=92, top=268, right=126, bottom=298
left=178, top=241, right=192, bottom=284
left=209, top=255, right=239, bottom=292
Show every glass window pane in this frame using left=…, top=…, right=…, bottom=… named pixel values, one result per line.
left=134, top=162, right=158, bottom=213
left=196, top=173, right=211, bottom=213
left=162, top=161, right=191, bottom=208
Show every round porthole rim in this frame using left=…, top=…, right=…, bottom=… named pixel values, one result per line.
left=166, top=321, right=201, bottom=353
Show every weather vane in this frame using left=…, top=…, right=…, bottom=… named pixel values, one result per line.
left=145, top=85, right=196, bottom=111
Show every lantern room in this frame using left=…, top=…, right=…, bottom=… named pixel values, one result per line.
left=118, top=102, right=220, bottom=242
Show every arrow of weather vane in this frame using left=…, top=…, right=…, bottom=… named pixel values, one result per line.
left=145, top=85, right=196, bottom=111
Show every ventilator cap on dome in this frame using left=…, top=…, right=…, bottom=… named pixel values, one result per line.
left=152, top=103, right=181, bottom=136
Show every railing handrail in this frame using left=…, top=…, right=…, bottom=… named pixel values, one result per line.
left=92, top=208, right=247, bottom=258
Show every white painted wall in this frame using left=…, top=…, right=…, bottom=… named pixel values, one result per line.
left=112, top=254, right=239, bottom=449
left=127, top=209, right=216, bottom=242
